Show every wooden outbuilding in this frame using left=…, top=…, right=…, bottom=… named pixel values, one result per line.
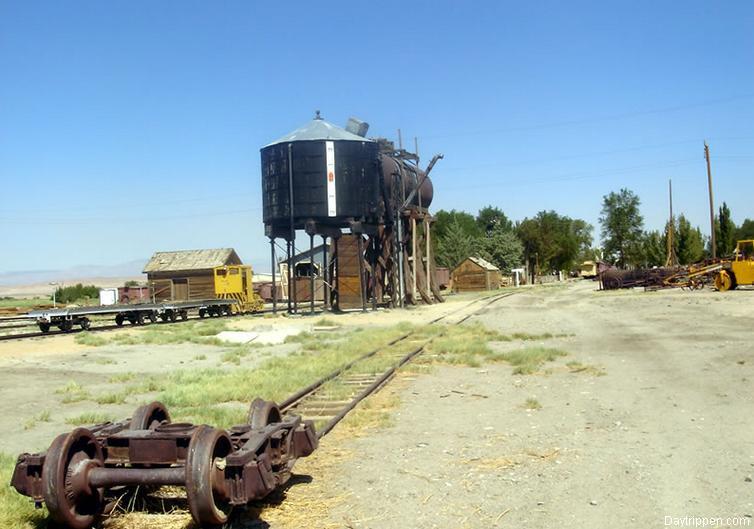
left=143, top=248, right=243, bottom=301
left=451, top=256, right=502, bottom=292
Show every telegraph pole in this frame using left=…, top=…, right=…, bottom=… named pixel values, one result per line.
left=665, top=179, right=677, bottom=267
left=704, top=141, right=716, bottom=259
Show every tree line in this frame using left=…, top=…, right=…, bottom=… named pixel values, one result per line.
left=434, top=190, right=754, bottom=273
left=434, top=206, right=593, bottom=275
left=599, top=188, right=754, bottom=268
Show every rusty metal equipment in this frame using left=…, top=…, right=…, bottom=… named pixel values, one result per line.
left=10, top=400, right=317, bottom=529
left=660, top=262, right=723, bottom=290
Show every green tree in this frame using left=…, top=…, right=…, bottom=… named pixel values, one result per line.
left=715, top=202, right=736, bottom=257
left=436, top=218, right=479, bottom=268
left=479, top=225, right=523, bottom=273
left=599, top=188, right=644, bottom=267
left=641, top=230, right=665, bottom=267
left=736, top=219, right=754, bottom=241
left=476, top=206, right=513, bottom=235
left=53, top=283, right=99, bottom=304
left=676, top=215, right=705, bottom=264
left=516, top=211, right=592, bottom=274
left=434, top=209, right=481, bottom=240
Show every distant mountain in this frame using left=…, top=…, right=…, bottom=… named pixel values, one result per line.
left=0, top=260, right=146, bottom=287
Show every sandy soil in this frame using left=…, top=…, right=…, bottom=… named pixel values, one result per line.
left=4, top=282, right=752, bottom=528
left=276, top=281, right=754, bottom=528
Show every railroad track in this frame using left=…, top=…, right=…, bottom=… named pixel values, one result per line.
left=280, top=290, right=516, bottom=437
left=0, top=308, right=281, bottom=342
left=8, top=290, right=516, bottom=529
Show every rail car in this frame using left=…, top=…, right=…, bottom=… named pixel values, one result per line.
left=22, top=264, right=265, bottom=333
left=25, top=299, right=239, bottom=333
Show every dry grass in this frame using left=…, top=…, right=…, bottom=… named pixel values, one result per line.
left=419, top=323, right=569, bottom=374
left=566, top=360, right=607, bottom=376
left=65, top=412, right=115, bottom=426
left=74, top=332, right=108, bottom=346
left=495, top=346, right=568, bottom=374
left=56, top=380, right=91, bottom=403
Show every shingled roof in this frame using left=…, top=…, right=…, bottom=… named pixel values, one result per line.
left=143, top=248, right=241, bottom=273
left=467, top=256, right=500, bottom=271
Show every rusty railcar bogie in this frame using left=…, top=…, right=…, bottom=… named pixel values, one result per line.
left=10, top=400, right=317, bottom=528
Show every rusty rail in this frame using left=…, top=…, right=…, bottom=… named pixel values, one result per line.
left=282, top=291, right=515, bottom=437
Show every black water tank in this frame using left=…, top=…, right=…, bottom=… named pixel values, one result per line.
left=261, top=116, right=381, bottom=230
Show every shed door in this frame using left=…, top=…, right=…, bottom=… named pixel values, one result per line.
left=173, top=279, right=189, bottom=301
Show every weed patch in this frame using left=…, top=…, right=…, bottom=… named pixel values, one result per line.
left=496, top=347, right=568, bottom=374
left=74, top=332, right=108, bottom=347
left=65, top=412, right=115, bottom=426
left=56, top=381, right=90, bottom=404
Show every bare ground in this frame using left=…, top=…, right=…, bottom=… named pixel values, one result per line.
left=270, top=281, right=754, bottom=528
left=2, top=283, right=753, bottom=528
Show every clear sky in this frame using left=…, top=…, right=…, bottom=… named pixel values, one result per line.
left=1, top=1, right=752, bottom=273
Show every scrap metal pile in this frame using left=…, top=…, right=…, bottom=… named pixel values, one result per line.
left=599, top=262, right=723, bottom=291
left=10, top=400, right=317, bottom=529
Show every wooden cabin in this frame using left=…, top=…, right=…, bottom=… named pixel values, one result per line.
left=143, top=248, right=243, bottom=302
left=451, top=256, right=502, bottom=292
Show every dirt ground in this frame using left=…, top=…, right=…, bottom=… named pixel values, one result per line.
left=276, top=281, right=753, bottom=528
left=0, top=292, right=479, bottom=455
left=2, top=282, right=752, bottom=528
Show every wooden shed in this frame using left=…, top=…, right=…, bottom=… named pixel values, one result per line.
left=451, top=256, right=502, bottom=292
left=143, top=248, right=242, bottom=302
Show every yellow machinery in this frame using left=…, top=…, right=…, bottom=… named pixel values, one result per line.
left=715, top=240, right=754, bottom=291
left=213, top=265, right=264, bottom=313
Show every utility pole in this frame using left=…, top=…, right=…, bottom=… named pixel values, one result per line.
left=704, top=141, right=716, bottom=259
left=665, top=179, right=677, bottom=267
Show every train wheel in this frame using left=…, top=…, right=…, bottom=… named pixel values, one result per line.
left=115, top=314, right=124, bottom=327
left=79, top=318, right=91, bottom=331
left=169, top=310, right=177, bottom=323
left=59, top=320, right=74, bottom=332
left=160, top=313, right=169, bottom=323
left=199, top=309, right=206, bottom=318
left=130, top=401, right=171, bottom=430
left=186, top=426, right=232, bottom=526
left=247, top=398, right=282, bottom=429
left=223, top=306, right=233, bottom=317
left=42, top=428, right=104, bottom=529
left=39, top=322, right=51, bottom=333
left=180, top=310, right=188, bottom=321
left=148, top=312, right=157, bottom=324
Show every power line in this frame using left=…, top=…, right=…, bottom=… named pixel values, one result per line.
left=0, top=207, right=262, bottom=225
left=422, top=94, right=754, bottom=139
left=442, top=158, right=700, bottom=191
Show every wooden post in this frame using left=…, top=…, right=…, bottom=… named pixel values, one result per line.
left=270, top=238, right=277, bottom=314
left=357, top=235, right=367, bottom=312
left=424, top=218, right=431, bottom=300
left=705, top=141, right=716, bottom=259
left=322, top=235, right=329, bottom=310
left=309, top=233, right=315, bottom=314
left=411, top=216, right=417, bottom=302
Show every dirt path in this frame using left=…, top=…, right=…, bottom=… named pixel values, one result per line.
left=288, top=282, right=753, bottom=528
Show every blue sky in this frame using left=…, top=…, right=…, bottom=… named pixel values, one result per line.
left=1, top=1, right=752, bottom=274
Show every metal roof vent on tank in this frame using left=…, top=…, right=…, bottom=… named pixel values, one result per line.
left=260, top=112, right=382, bottom=231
